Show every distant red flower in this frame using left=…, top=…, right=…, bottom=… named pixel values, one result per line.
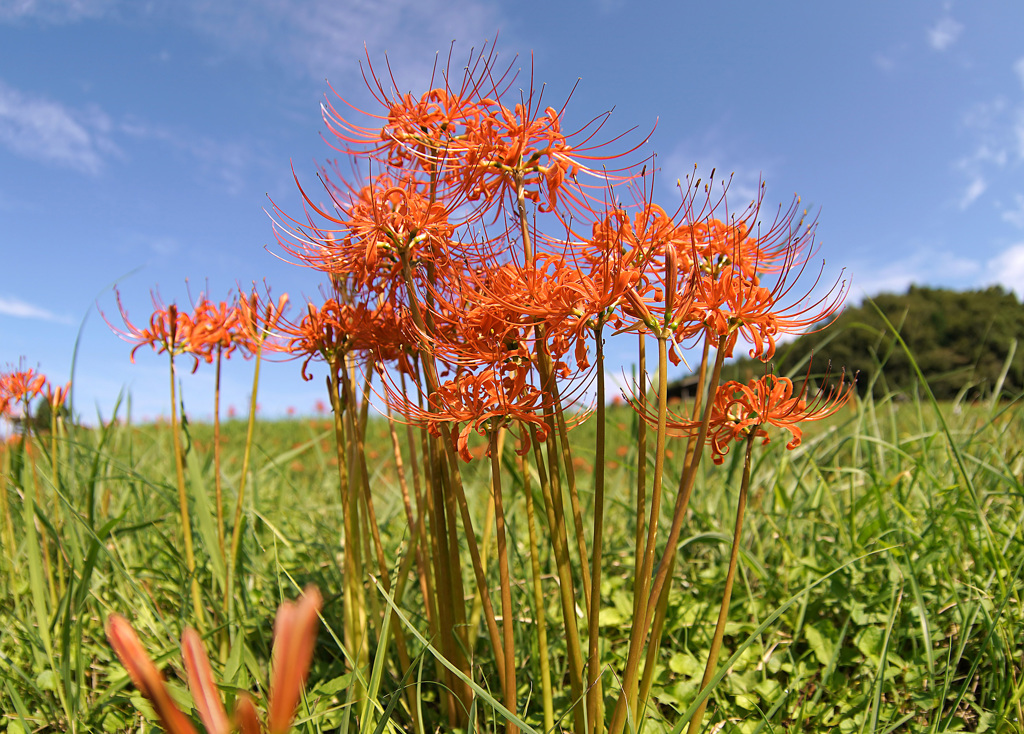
left=235, top=288, right=290, bottom=355
left=44, top=380, right=71, bottom=411
left=0, top=364, right=48, bottom=419
left=105, top=290, right=197, bottom=368
left=189, top=295, right=245, bottom=363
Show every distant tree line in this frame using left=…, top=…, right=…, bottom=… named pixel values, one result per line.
left=694, top=285, right=1024, bottom=401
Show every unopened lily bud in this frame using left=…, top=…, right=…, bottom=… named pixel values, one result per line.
left=665, top=246, right=678, bottom=324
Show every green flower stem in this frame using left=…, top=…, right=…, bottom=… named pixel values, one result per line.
left=521, top=439, right=555, bottom=733
left=610, top=333, right=670, bottom=733
left=687, top=429, right=757, bottom=734
left=490, top=426, right=517, bottom=732
left=637, top=339, right=713, bottom=711
left=168, top=353, right=204, bottom=633
left=329, top=369, right=369, bottom=681
left=632, top=334, right=648, bottom=618
left=212, top=344, right=225, bottom=562
left=586, top=321, right=608, bottom=734
left=530, top=424, right=586, bottom=734
left=224, top=340, right=263, bottom=633
left=536, top=340, right=592, bottom=618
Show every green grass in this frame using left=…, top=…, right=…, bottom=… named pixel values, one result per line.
left=2, top=390, right=1023, bottom=733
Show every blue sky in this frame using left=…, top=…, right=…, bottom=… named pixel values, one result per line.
left=2, top=0, right=1024, bottom=421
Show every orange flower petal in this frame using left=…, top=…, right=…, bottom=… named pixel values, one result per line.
left=267, top=586, right=322, bottom=734
left=181, top=628, right=230, bottom=734
left=106, top=615, right=199, bottom=734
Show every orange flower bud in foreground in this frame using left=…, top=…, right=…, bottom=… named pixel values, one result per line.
left=106, top=615, right=199, bottom=734
left=107, top=586, right=322, bottom=734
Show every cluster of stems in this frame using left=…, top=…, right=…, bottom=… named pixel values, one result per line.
left=263, top=42, right=851, bottom=733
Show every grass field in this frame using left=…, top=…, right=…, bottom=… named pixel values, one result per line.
left=2, top=384, right=1022, bottom=734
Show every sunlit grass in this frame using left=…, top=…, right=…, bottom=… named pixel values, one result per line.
left=1, top=390, right=1022, bottom=733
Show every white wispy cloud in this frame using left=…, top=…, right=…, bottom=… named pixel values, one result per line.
left=955, top=92, right=1024, bottom=210
left=960, top=175, right=987, bottom=209
left=987, top=242, right=1024, bottom=297
left=0, top=79, right=116, bottom=172
left=849, top=248, right=980, bottom=302
left=0, top=0, right=114, bottom=22
left=1002, top=194, right=1024, bottom=228
left=0, top=294, right=73, bottom=323
left=927, top=15, right=963, bottom=51
left=119, top=118, right=262, bottom=195
left=182, top=0, right=504, bottom=85
left=4, top=0, right=505, bottom=86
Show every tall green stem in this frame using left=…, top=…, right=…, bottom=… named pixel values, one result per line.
left=212, top=344, right=225, bottom=561
left=530, top=424, right=586, bottom=734
left=687, top=430, right=757, bottom=734
left=521, top=439, right=554, bottom=732
left=224, top=342, right=263, bottom=632
left=490, top=426, right=517, bottom=732
left=586, top=322, right=608, bottom=733
left=168, top=353, right=204, bottom=632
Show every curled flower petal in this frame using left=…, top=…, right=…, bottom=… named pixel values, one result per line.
left=181, top=628, right=230, bottom=734
left=268, top=586, right=322, bottom=734
left=106, top=615, right=198, bottom=734
left=233, top=694, right=263, bottom=734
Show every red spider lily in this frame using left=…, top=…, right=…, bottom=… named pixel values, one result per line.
left=617, top=178, right=847, bottom=363
left=273, top=170, right=467, bottom=299
left=189, top=296, right=246, bottom=363
left=383, top=364, right=549, bottom=462
left=316, top=41, right=649, bottom=223
left=107, top=587, right=322, bottom=734
left=0, top=364, right=48, bottom=419
left=105, top=616, right=199, bottom=734
left=235, top=288, right=290, bottom=354
left=44, top=380, right=71, bottom=411
left=678, top=181, right=844, bottom=361
left=276, top=297, right=412, bottom=380
left=105, top=290, right=198, bottom=369
left=689, top=248, right=847, bottom=362
left=320, top=42, right=515, bottom=165
left=625, top=368, right=853, bottom=464
left=602, top=200, right=703, bottom=337
left=705, top=370, right=854, bottom=463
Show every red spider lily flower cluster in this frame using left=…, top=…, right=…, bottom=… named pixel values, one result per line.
left=0, top=363, right=69, bottom=421
left=106, top=586, right=322, bottom=734
left=704, top=370, right=854, bottom=463
left=265, top=42, right=846, bottom=464
left=105, top=288, right=286, bottom=369
left=0, top=365, right=46, bottom=419
left=273, top=296, right=412, bottom=381
left=617, top=180, right=846, bottom=365
left=631, top=369, right=854, bottom=464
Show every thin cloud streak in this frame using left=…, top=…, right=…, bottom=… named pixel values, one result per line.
left=119, top=118, right=262, bottom=195
left=849, top=249, right=980, bottom=303
left=927, top=15, right=963, bottom=51
left=0, top=0, right=114, bottom=22
left=181, top=0, right=504, bottom=85
left=0, top=79, right=115, bottom=172
left=0, top=295, right=73, bottom=324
